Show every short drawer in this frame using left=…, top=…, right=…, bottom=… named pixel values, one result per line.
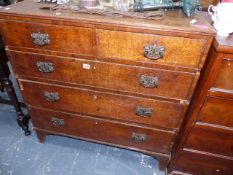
left=29, top=107, right=175, bottom=154
left=185, top=125, right=233, bottom=157
left=198, top=96, right=233, bottom=128
left=97, top=29, right=207, bottom=68
left=212, top=57, right=233, bottom=92
left=174, top=150, right=233, bottom=175
left=8, top=50, right=195, bottom=100
left=0, top=21, right=95, bottom=56
left=19, top=80, right=185, bottom=130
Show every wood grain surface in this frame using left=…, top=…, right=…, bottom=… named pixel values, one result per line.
left=29, top=106, right=175, bottom=155
left=19, top=79, right=185, bottom=130
left=97, top=29, right=207, bottom=69
left=212, top=57, right=233, bottom=92
left=0, top=21, right=95, bottom=57
left=8, top=50, right=196, bottom=100
left=197, top=96, right=233, bottom=128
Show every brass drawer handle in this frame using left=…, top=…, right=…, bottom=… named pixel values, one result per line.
left=36, top=61, right=54, bottom=73
left=139, top=75, right=159, bottom=88
left=135, top=106, right=153, bottom=118
left=144, top=44, right=165, bottom=60
left=31, top=32, right=50, bottom=46
left=43, top=91, right=60, bottom=102
left=51, top=117, right=64, bottom=126
left=131, top=132, right=147, bottom=142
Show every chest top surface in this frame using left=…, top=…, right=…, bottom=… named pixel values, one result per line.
left=0, top=0, right=214, bottom=35
left=213, top=35, right=233, bottom=54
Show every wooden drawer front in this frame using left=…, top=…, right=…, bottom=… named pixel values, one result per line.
left=29, top=107, right=175, bottom=154
left=175, top=150, right=233, bottom=175
left=0, top=21, right=94, bottom=56
left=97, top=30, right=207, bottom=68
left=9, top=51, right=195, bottom=100
left=212, top=57, right=233, bottom=92
left=185, top=125, right=233, bottom=157
left=198, top=96, right=233, bottom=128
left=19, top=80, right=184, bottom=130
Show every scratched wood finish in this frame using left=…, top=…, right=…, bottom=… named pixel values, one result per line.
left=19, top=80, right=185, bottom=130
left=8, top=50, right=195, bottom=100
left=29, top=107, right=175, bottom=155
left=97, top=30, right=207, bottom=68
left=0, top=21, right=95, bottom=57
left=197, top=96, right=233, bottom=128
left=185, top=125, right=233, bottom=157
left=212, top=57, right=233, bottom=92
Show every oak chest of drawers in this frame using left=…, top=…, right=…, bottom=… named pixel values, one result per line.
left=0, top=0, right=214, bottom=171
left=168, top=35, right=233, bottom=174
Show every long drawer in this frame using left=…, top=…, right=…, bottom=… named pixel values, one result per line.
left=197, top=96, right=233, bottom=128
left=0, top=21, right=95, bottom=57
left=29, top=107, right=175, bottom=155
left=185, top=125, right=233, bottom=157
left=19, top=80, right=185, bottom=130
left=174, top=150, right=233, bottom=175
left=8, top=50, right=195, bottom=100
left=212, top=57, right=233, bottom=92
left=97, top=29, right=207, bottom=68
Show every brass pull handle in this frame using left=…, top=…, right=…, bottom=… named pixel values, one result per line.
left=135, top=106, right=153, bottom=118
left=51, top=117, right=64, bottom=126
left=131, top=132, right=147, bottom=142
left=139, top=75, right=159, bottom=88
left=31, top=32, right=50, bottom=46
left=144, top=44, right=165, bottom=60
left=36, top=61, right=54, bottom=73
left=43, top=91, right=60, bottom=102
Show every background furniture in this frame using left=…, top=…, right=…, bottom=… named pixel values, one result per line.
left=168, top=35, right=233, bottom=174
left=0, top=36, right=30, bottom=136
left=200, top=0, right=219, bottom=10
left=0, top=0, right=214, bottom=171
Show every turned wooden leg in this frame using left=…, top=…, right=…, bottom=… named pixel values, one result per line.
left=35, top=130, right=47, bottom=143
left=3, top=77, right=31, bottom=136
left=0, top=81, right=3, bottom=92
